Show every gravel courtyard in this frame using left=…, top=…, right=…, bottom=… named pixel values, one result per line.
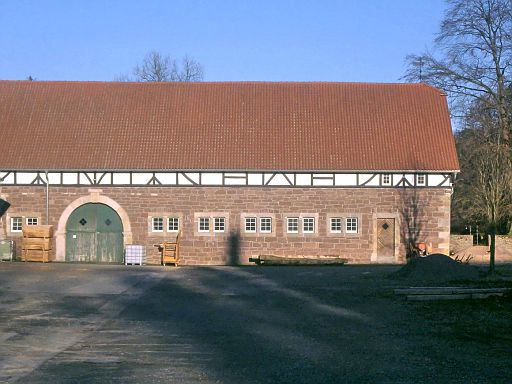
left=0, top=263, right=510, bottom=383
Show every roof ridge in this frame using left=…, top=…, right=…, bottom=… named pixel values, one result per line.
left=0, top=79, right=435, bottom=87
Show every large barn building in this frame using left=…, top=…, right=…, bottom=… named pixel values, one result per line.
left=0, top=81, right=459, bottom=265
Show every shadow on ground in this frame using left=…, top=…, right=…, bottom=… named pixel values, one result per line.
left=3, top=264, right=511, bottom=383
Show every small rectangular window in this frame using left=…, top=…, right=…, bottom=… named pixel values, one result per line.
left=260, top=217, right=272, bottom=233
left=26, top=217, right=39, bottom=226
left=287, top=217, right=299, bottom=233
left=303, top=217, right=315, bottom=233
left=346, top=218, right=358, bottom=234
left=382, top=174, right=391, bottom=186
left=214, top=217, right=225, bottom=232
left=152, top=217, right=164, bottom=232
left=245, top=217, right=257, bottom=233
left=168, top=217, right=179, bottom=232
left=330, top=217, right=342, bottom=233
left=417, top=174, right=426, bottom=186
left=11, top=217, right=22, bottom=232
left=199, top=217, right=210, bottom=232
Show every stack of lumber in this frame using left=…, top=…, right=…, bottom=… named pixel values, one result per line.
left=395, top=287, right=509, bottom=301
left=22, top=225, right=53, bottom=262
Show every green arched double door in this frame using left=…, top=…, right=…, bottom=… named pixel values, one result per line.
left=66, top=203, right=124, bottom=263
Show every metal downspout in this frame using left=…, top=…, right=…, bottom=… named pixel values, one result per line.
left=44, top=171, right=49, bottom=225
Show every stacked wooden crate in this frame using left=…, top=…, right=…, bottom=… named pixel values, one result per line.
left=22, top=225, right=53, bottom=262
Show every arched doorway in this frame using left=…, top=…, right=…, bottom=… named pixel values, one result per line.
left=66, top=203, right=124, bottom=263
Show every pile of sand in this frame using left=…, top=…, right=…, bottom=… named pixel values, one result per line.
left=393, top=254, right=480, bottom=283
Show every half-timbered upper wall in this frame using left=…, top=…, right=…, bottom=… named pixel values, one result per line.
left=0, top=170, right=454, bottom=188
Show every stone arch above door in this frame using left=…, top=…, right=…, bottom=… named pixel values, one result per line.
left=55, top=191, right=133, bottom=262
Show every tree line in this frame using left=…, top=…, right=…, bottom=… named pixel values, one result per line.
left=404, top=0, right=512, bottom=271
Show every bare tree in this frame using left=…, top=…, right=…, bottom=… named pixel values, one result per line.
left=133, top=51, right=173, bottom=82
left=452, top=96, right=512, bottom=272
left=117, top=51, right=204, bottom=82
left=467, top=131, right=511, bottom=272
left=404, top=0, right=512, bottom=145
left=477, top=144, right=511, bottom=272
left=170, top=56, right=204, bottom=81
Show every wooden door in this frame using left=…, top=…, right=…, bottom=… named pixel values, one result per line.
left=66, top=203, right=123, bottom=263
left=377, top=218, right=395, bottom=258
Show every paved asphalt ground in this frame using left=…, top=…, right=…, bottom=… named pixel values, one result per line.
left=0, top=263, right=510, bottom=383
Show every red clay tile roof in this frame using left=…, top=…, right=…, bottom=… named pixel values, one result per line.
left=0, top=81, right=459, bottom=172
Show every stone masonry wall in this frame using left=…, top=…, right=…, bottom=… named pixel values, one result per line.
left=0, top=186, right=452, bottom=265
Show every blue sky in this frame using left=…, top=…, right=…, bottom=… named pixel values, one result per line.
left=1, top=0, right=447, bottom=82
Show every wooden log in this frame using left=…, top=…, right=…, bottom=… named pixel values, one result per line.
left=406, top=292, right=504, bottom=301
left=253, top=255, right=347, bottom=266
left=407, top=294, right=472, bottom=301
left=395, top=287, right=509, bottom=295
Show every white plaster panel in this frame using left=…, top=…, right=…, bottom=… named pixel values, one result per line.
left=156, top=173, right=177, bottom=185
left=97, top=173, right=113, bottom=185
left=62, top=173, right=78, bottom=184
left=225, top=172, right=246, bottom=178
left=177, top=173, right=193, bottom=185
left=312, top=178, right=334, bottom=186
left=247, top=173, right=263, bottom=185
left=201, top=173, right=223, bottom=185
left=16, top=173, right=39, bottom=184
left=295, top=174, right=312, bottom=186
left=267, top=173, right=291, bottom=186
left=224, top=177, right=246, bottom=185
left=131, top=173, right=153, bottom=185
left=183, top=173, right=200, bottom=184
left=365, top=174, right=380, bottom=186
left=0, top=172, right=15, bottom=184
left=335, top=174, right=357, bottom=186
left=224, top=173, right=247, bottom=185
left=358, top=174, right=373, bottom=185
left=427, top=174, right=445, bottom=186
left=47, top=173, right=60, bottom=185
left=112, top=173, right=131, bottom=185
left=82, top=173, right=96, bottom=185
left=404, top=174, right=415, bottom=185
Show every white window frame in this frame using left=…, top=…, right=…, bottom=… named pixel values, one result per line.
left=245, top=217, right=257, bottom=233
left=417, top=174, right=426, bottom=186
left=260, top=217, right=272, bottom=233
left=198, top=217, right=210, bottom=233
left=330, top=217, right=342, bottom=233
left=382, top=174, right=391, bottom=186
left=346, top=217, right=358, bottom=234
left=302, top=217, right=315, bottom=234
left=168, top=217, right=179, bottom=232
left=11, top=217, right=23, bottom=232
left=152, top=217, right=164, bottom=232
left=26, top=217, right=39, bottom=226
left=287, top=217, right=299, bottom=234
left=214, top=217, right=225, bottom=233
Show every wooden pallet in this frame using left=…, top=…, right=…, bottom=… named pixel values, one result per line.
left=22, top=249, right=51, bottom=263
